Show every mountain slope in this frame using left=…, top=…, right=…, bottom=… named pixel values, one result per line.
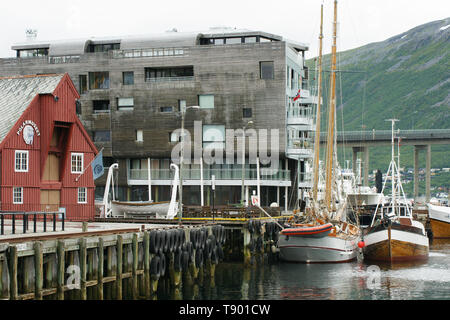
left=307, top=17, right=450, bottom=132
left=306, top=18, right=450, bottom=195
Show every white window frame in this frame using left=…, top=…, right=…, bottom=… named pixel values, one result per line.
left=77, top=187, right=87, bottom=204
left=15, top=150, right=29, bottom=172
left=13, top=187, right=23, bottom=204
left=136, top=130, right=144, bottom=142
left=71, top=153, right=84, bottom=174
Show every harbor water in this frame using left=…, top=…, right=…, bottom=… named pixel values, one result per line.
left=158, top=240, right=450, bottom=300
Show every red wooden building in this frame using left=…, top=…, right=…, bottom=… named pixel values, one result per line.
left=0, top=73, right=98, bottom=221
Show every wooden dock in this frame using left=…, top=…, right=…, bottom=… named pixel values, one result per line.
left=0, top=215, right=289, bottom=300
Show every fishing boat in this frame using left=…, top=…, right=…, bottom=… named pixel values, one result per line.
left=102, top=163, right=179, bottom=219
left=278, top=0, right=360, bottom=263
left=362, top=120, right=429, bottom=262
left=427, top=202, right=450, bottom=238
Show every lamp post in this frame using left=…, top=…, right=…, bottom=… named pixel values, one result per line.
left=241, top=120, right=254, bottom=207
left=179, top=105, right=200, bottom=225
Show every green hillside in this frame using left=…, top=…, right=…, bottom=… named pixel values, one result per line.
left=307, top=18, right=450, bottom=172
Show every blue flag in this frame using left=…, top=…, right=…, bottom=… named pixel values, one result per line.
left=92, top=150, right=104, bottom=180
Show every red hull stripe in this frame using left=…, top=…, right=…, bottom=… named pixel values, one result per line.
left=278, top=244, right=354, bottom=253
left=281, top=223, right=333, bottom=236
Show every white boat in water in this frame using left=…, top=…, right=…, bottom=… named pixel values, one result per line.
left=362, top=120, right=429, bottom=262
left=102, top=163, right=179, bottom=219
left=278, top=0, right=360, bottom=263
left=278, top=221, right=359, bottom=263
left=427, top=202, right=450, bottom=239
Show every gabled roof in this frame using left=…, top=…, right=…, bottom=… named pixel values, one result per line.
left=0, top=74, right=64, bottom=143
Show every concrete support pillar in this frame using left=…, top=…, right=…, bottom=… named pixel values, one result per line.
left=352, top=147, right=358, bottom=176
left=363, top=146, right=369, bottom=186
left=414, top=146, right=420, bottom=199
left=426, top=144, right=431, bottom=202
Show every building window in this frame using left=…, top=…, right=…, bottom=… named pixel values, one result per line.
left=243, top=108, right=252, bottom=118
left=118, top=97, right=134, bottom=110
left=178, top=100, right=186, bottom=112
left=89, top=72, right=109, bottom=89
left=17, top=48, right=48, bottom=58
left=87, top=43, right=120, bottom=53
left=13, top=187, right=23, bottom=204
left=199, top=94, right=214, bottom=109
left=145, top=66, right=194, bottom=81
left=71, top=153, right=84, bottom=174
left=160, top=106, right=174, bottom=113
left=244, top=37, right=257, bottom=43
left=226, top=37, right=242, bottom=44
left=15, top=150, right=28, bottom=172
left=78, top=187, right=87, bottom=204
left=260, top=61, right=274, bottom=80
left=202, top=125, right=225, bottom=149
left=93, top=100, right=110, bottom=113
left=123, top=71, right=134, bottom=85
left=170, top=132, right=181, bottom=142
left=136, top=130, right=144, bottom=142
left=79, top=75, right=87, bottom=94
left=93, top=130, right=111, bottom=142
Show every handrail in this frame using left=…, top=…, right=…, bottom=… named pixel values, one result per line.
left=0, top=211, right=65, bottom=235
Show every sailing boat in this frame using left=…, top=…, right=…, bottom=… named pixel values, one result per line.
left=362, top=119, right=429, bottom=262
left=278, top=0, right=360, bottom=263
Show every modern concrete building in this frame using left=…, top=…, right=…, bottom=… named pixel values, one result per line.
left=0, top=27, right=316, bottom=209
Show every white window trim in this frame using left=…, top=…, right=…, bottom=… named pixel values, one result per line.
left=136, top=130, right=144, bottom=142
left=15, top=150, right=29, bottom=172
left=77, top=187, right=87, bottom=204
left=71, top=153, right=84, bottom=174
left=13, top=187, right=23, bottom=204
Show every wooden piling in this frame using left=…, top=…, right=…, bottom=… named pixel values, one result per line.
left=9, top=245, right=18, bottom=300
left=116, top=235, right=123, bottom=300
left=34, top=242, right=43, bottom=300
left=143, top=231, right=150, bottom=299
left=132, top=233, right=138, bottom=299
left=79, top=238, right=87, bottom=300
left=105, top=245, right=113, bottom=300
left=57, top=240, right=65, bottom=300
left=97, top=237, right=104, bottom=300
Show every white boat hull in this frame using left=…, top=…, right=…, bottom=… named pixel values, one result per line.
left=278, top=234, right=358, bottom=263
left=111, top=201, right=175, bottom=218
left=427, top=203, right=450, bottom=238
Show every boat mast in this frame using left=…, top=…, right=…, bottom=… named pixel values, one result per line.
left=387, top=119, right=399, bottom=215
left=312, top=3, right=324, bottom=202
left=325, top=0, right=338, bottom=211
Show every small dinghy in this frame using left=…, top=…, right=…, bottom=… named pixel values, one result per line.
left=281, top=223, right=333, bottom=238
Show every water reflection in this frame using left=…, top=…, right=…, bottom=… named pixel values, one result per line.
left=155, top=240, right=450, bottom=300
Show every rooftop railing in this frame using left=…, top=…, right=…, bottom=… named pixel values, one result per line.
left=129, top=168, right=291, bottom=181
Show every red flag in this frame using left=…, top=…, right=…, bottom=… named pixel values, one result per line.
left=293, top=89, right=301, bottom=101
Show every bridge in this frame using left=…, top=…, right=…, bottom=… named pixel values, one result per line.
left=318, top=129, right=450, bottom=201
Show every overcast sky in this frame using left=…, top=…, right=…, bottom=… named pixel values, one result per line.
left=0, top=0, right=449, bottom=58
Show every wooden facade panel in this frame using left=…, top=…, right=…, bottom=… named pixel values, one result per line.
left=1, top=149, right=40, bottom=187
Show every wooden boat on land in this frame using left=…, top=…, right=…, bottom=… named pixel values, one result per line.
left=363, top=120, right=429, bottom=262
left=278, top=0, right=360, bottom=263
left=427, top=202, right=450, bottom=238
left=103, top=163, right=179, bottom=219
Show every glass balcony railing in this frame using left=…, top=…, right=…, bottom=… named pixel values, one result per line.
left=129, top=168, right=291, bottom=181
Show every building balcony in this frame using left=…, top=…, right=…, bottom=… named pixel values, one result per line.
left=128, top=168, right=291, bottom=186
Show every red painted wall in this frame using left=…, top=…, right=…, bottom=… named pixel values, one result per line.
left=0, top=74, right=98, bottom=221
